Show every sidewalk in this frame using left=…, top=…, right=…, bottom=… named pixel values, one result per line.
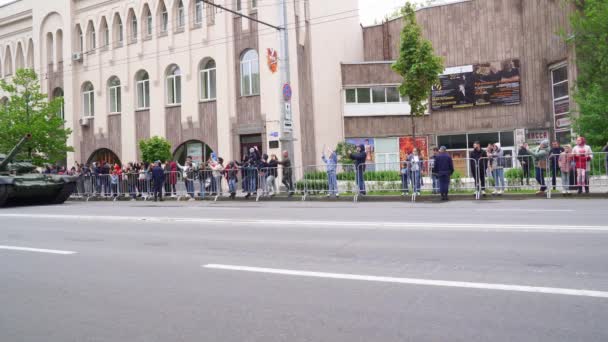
left=69, top=192, right=608, bottom=203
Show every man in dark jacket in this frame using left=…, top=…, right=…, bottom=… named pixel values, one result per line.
left=349, top=144, right=367, bottom=195
left=469, top=141, right=487, bottom=195
left=278, top=150, right=294, bottom=197
left=152, top=161, right=165, bottom=201
left=517, top=143, right=532, bottom=185
left=435, top=146, right=454, bottom=201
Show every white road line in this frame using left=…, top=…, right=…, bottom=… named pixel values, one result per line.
left=0, top=245, right=76, bottom=255
left=0, top=213, right=606, bottom=232
left=203, top=264, right=608, bottom=299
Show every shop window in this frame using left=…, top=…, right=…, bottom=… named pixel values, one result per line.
left=438, top=134, right=467, bottom=150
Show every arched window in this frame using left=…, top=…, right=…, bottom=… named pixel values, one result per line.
left=136, top=70, right=150, bottom=109
left=128, top=9, right=138, bottom=42
left=143, top=5, right=153, bottom=37
left=26, top=39, right=34, bottom=69
left=46, top=32, right=54, bottom=65
left=4, top=46, right=13, bottom=76
left=15, top=43, right=24, bottom=70
left=240, top=49, right=259, bottom=96
left=176, top=0, right=185, bottom=30
left=108, top=77, right=121, bottom=114
left=195, top=0, right=204, bottom=25
left=86, top=21, right=96, bottom=51
left=75, top=24, right=83, bottom=52
left=82, top=82, right=95, bottom=117
left=166, top=65, right=182, bottom=105
left=159, top=1, right=169, bottom=34
left=100, top=17, right=109, bottom=48
left=113, top=13, right=123, bottom=47
left=53, top=88, right=64, bottom=119
left=200, top=59, right=216, bottom=101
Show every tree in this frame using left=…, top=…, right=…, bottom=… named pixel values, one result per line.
left=139, top=136, right=172, bottom=163
left=0, top=68, right=72, bottom=166
left=569, top=0, right=608, bottom=147
left=391, top=2, right=444, bottom=140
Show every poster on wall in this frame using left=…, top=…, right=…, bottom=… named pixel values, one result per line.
left=346, top=138, right=375, bottom=163
left=186, top=142, right=204, bottom=165
left=525, top=129, right=550, bottom=146
left=431, top=59, right=521, bottom=110
left=399, top=137, right=429, bottom=162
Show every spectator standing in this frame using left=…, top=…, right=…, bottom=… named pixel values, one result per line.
left=177, top=160, right=195, bottom=200
left=558, top=144, right=573, bottom=194
left=225, top=161, right=239, bottom=199
left=527, top=139, right=549, bottom=194
left=517, top=143, right=532, bottom=186
left=349, top=144, right=367, bottom=195
left=209, top=157, right=225, bottom=196
left=469, top=141, right=487, bottom=195
left=429, top=147, right=439, bottom=194
left=152, top=161, right=165, bottom=201
left=572, top=136, right=593, bottom=194
left=407, top=148, right=422, bottom=196
left=400, top=158, right=410, bottom=196
left=322, top=148, right=339, bottom=197
left=267, top=154, right=279, bottom=196
left=434, top=146, right=454, bottom=201
left=278, top=150, right=294, bottom=197
left=549, top=141, right=565, bottom=191
left=491, top=143, right=505, bottom=195
left=259, top=154, right=270, bottom=197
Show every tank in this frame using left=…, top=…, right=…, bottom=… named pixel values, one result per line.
left=0, top=134, right=78, bottom=207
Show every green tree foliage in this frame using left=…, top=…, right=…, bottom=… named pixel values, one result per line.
left=391, top=2, right=444, bottom=138
left=139, top=136, right=172, bottom=163
left=0, top=68, right=72, bottom=166
left=335, top=141, right=356, bottom=165
left=569, top=0, right=608, bottom=146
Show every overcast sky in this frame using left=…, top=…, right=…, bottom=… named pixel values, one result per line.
left=0, top=0, right=444, bottom=26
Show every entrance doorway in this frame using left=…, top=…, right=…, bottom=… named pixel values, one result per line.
left=240, top=134, right=262, bottom=160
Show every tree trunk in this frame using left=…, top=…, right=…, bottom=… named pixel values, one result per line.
left=411, top=115, right=416, bottom=141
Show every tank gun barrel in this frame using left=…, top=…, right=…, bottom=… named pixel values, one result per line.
left=0, top=134, right=32, bottom=170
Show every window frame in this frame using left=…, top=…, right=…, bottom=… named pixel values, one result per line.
left=82, top=83, right=95, bottom=117
left=146, top=10, right=153, bottom=37
left=166, top=65, right=182, bottom=105
left=108, top=77, right=122, bottom=114
left=130, top=14, right=138, bottom=41
left=200, top=60, right=217, bottom=101
left=195, top=0, right=204, bottom=25
left=136, top=71, right=150, bottom=110
left=240, top=50, right=260, bottom=97
left=344, top=86, right=404, bottom=104
left=176, top=1, right=185, bottom=30
left=161, top=7, right=169, bottom=33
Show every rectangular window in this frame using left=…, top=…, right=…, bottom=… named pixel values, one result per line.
left=103, top=29, right=109, bottom=47
left=137, top=80, right=150, bottom=109
left=345, top=89, right=356, bottom=103
left=201, top=68, right=217, bottom=101
left=131, top=19, right=138, bottom=40
left=251, top=0, right=258, bottom=9
left=83, top=92, right=94, bottom=117
left=386, top=87, right=400, bottom=102
left=147, top=15, right=153, bottom=36
left=162, top=11, right=169, bottom=33
left=177, top=7, right=185, bottom=28
left=356, top=88, right=370, bottom=103
left=195, top=2, right=203, bottom=24
left=237, top=0, right=242, bottom=11
left=109, top=86, right=121, bottom=113
left=119, top=23, right=124, bottom=43
left=372, top=87, right=386, bottom=103
left=438, top=134, right=467, bottom=150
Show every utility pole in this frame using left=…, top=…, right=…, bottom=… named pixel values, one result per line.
left=201, top=0, right=294, bottom=163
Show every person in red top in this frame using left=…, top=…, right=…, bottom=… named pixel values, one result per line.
left=572, top=137, right=592, bottom=194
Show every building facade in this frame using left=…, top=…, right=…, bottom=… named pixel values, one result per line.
left=0, top=0, right=576, bottom=176
left=341, top=0, right=576, bottom=176
left=0, top=0, right=362, bottom=168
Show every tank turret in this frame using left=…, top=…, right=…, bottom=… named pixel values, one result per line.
left=0, top=133, right=31, bottom=172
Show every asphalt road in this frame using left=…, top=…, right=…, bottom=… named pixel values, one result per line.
left=1, top=199, right=607, bottom=342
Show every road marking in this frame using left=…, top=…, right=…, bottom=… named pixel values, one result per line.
left=474, top=209, right=574, bottom=213
left=0, top=245, right=76, bottom=255
left=0, top=213, right=607, bottom=232
left=203, top=264, right=608, bottom=299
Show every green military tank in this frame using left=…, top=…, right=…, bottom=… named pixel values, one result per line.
left=0, top=134, right=78, bottom=207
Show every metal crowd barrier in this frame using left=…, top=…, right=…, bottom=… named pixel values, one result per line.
left=70, top=152, right=608, bottom=202
left=546, top=151, right=608, bottom=196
